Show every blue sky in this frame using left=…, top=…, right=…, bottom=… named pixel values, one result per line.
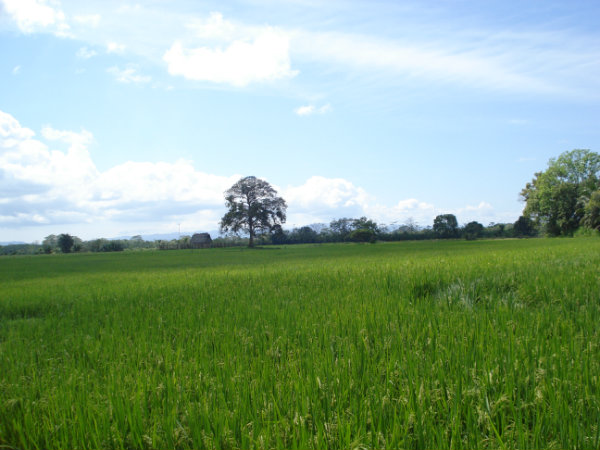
left=1, top=0, right=599, bottom=242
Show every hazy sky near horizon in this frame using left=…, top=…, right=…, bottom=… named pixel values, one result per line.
left=1, top=0, right=599, bottom=242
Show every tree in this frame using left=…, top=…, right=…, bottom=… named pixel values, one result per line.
left=270, top=224, right=288, bottom=245
left=42, top=234, right=58, bottom=253
left=352, top=217, right=379, bottom=234
left=57, top=233, right=74, bottom=253
left=349, top=228, right=376, bottom=243
left=220, top=176, right=287, bottom=247
left=520, top=149, right=600, bottom=236
left=463, top=221, right=484, bottom=240
left=513, top=215, right=536, bottom=237
left=433, top=214, right=459, bottom=238
left=291, top=226, right=319, bottom=244
left=403, top=217, right=419, bottom=233
left=329, top=218, right=354, bottom=241
left=583, top=190, right=600, bottom=231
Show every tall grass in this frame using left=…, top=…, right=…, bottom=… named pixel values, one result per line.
left=1, top=238, right=599, bottom=449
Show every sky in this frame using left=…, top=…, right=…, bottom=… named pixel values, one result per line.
left=1, top=0, right=599, bottom=242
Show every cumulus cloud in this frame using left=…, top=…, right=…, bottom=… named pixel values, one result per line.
left=1, top=0, right=70, bottom=36
left=163, top=14, right=297, bottom=87
left=107, top=66, right=151, bottom=84
left=1, top=110, right=516, bottom=238
left=285, top=176, right=369, bottom=211
left=1, top=114, right=375, bottom=232
left=283, top=176, right=372, bottom=225
left=0, top=109, right=240, bottom=230
left=295, top=103, right=331, bottom=116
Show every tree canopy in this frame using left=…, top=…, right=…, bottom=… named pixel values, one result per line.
left=433, top=214, right=459, bottom=238
left=57, top=233, right=74, bottom=253
left=520, top=149, right=600, bottom=236
left=513, top=216, right=536, bottom=237
left=220, top=176, right=287, bottom=247
left=463, top=221, right=484, bottom=240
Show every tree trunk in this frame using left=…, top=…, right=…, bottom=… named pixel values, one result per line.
left=248, top=222, right=255, bottom=247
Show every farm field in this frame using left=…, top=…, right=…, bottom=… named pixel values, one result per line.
left=1, top=238, right=599, bottom=449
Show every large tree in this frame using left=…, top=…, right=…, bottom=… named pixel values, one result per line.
left=220, top=176, right=287, bottom=247
left=520, top=149, right=600, bottom=236
left=433, top=214, right=459, bottom=238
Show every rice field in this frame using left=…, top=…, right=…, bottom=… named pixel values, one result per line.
left=1, top=238, right=599, bottom=449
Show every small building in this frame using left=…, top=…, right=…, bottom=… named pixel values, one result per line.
left=190, top=232, right=212, bottom=249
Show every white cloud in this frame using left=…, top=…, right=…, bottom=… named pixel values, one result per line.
left=1, top=110, right=521, bottom=238
left=0, top=110, right=35, bottom=142
left=1, top=0, right=70, bottom=36
left=0, top=109, right=240, bottom=232
left=107, top=66, right=151, bottom=84
left=76, top=46, right=97, bottom=59
left=187, top=12, right=236, bottom=42
left=290, top=26, right=600, bottom=97
left=294, top=103, right=331, bottom=116
left=284, top=176, right=371, bottom=221
left=163, top=25, right=298, bottom=86
left=455, top=202, right=494, bottom=222
left=292, top=30, right=545, bottom=93
left=12, top=65, right=21, bottom=75
left=73, top=13, right=100, bottom=28
left=295, top=105, right=314, bottom=116
left=394, top=198, right=435, bottom=212
left=363, top=199, right=435, bottom=227
left=1, top=2, right=598, bottom=99
left=106, top=41, right=126, bottom=54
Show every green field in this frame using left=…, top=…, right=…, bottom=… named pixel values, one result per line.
left=1, top=238, right=599, bottom=449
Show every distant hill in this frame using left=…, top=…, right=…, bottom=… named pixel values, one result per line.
left=0, top=241, right=26, bottom=245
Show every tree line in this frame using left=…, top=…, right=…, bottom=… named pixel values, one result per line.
left=216, top=150, right=598, bottom=247
left=2, top=149, right=597, bottom=255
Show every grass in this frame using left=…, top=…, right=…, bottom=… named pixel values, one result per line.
left=1, top=238, right=599, bottom=449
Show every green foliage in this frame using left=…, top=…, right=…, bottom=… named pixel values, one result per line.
left=513, top=215, right=536, bottom=237
left=220, top=176, right=287, bottom=247
left=328, top=217, right=354, bottom=240
left=291, top=226, right=319, bottom=243
left=521, top=149, right=600, bottom=236
left=0, top=243, right=43, bottom=255
left=0, top=239, right=599, bottom=449
left=583, top=190, right=600, bottom=231
left=351, top=216, right=379, bottom=234
left=269, top=224, right=287, bottom=245
left=463, top=221, right=484, bottom=240
left=57, top=233, right=74, bottom=253
left=349, top=228, right=376, bottom=242
left=42, top=234, right=58, bottom=253
left=433, top=214, right=459, bottom=238
left=328, top=217, right=379, bottom=242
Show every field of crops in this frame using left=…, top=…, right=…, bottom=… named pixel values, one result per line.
left=1, top=238, right=599, bottom=449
